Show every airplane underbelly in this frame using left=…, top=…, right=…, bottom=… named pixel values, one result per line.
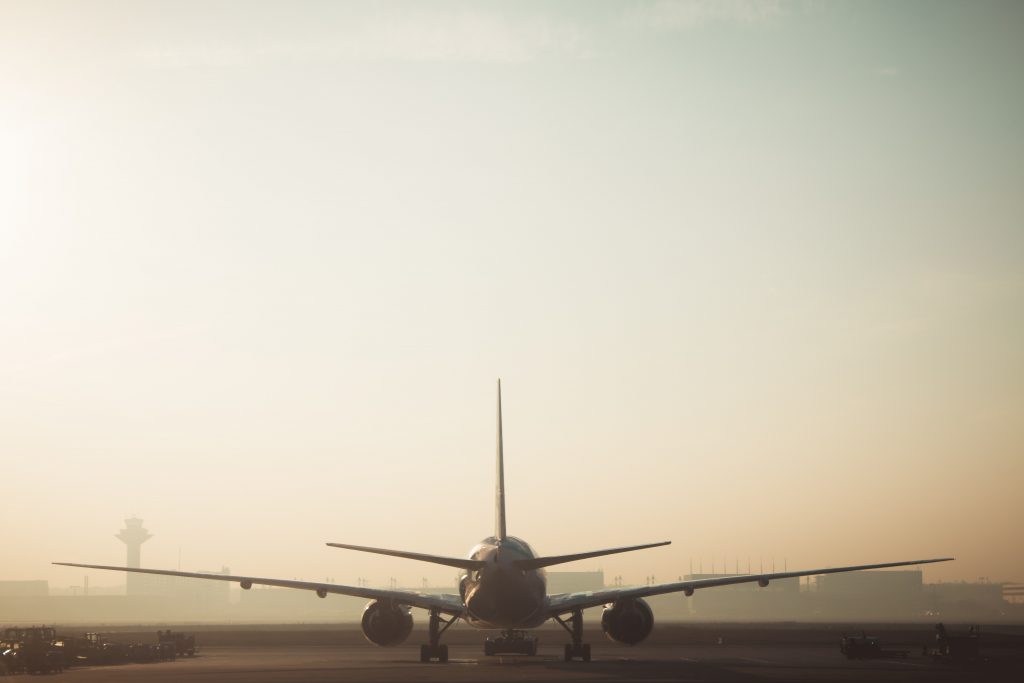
left=464, top=574, right=545, bottom=629
left=463, top=611, right=548, bottom=629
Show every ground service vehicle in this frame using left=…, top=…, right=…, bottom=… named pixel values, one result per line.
left=839, top=633, right=908, bottom=659
left=158, top=630, right=197, bottom=657
left=1, top=627, right=64, bottom=674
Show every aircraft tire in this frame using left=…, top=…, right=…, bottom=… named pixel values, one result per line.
left=439, top=645, right=448, bottom=663
left=582, top=644, right=591, bottom=662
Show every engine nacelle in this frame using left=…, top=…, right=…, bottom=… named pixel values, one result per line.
left=601, top=598, right=654, bottom=645
left=360, top=600, right=413, bottom=646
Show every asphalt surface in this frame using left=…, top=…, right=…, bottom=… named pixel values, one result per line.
left=33, top=624, right=1024, bottom=682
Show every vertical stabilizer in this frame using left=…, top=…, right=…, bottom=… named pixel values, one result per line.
left=495, top=379, right=507, bottom=540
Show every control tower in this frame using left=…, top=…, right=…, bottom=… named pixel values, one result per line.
left=116, top=517, right=152, bottom=595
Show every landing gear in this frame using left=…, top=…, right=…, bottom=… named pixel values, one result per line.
left=483, top=630, right=539, bottom=656
left=420, top=609, right=456, bottom=662
left=555, top=609, right=591, bottom=662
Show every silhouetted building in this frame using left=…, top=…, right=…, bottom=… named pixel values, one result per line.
left=812, top=570, right=923, bottom=619
left=236, top=586, right=364, bottom=621
left=686, top=574, right=802, bottom=619
left=925, top=581, right=1009, bottom=619
left=1004, top=583, right=1024, bottom=604
left=547, top=571, right=604, bottom=594
left=0, top=580, right=48, bottom=597
left=144, top=567, right=232, bottom=608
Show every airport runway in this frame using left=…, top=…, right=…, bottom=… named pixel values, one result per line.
left=51, top=629, right=1024, bottom=683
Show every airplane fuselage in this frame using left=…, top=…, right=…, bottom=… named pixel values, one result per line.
left=461, top=536, right=548, bottom=629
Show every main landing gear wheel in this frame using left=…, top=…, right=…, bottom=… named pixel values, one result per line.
left=420, top=609, right=455, bottom=663
left=555, top=609, right=591, bottom=662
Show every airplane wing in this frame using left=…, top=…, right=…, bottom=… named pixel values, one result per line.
left=546, top=557, right=954, bottom=616
left=54, top=562, right=464, bottom=615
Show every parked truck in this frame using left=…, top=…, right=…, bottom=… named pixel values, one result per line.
left=158, top=630, right=197, bottom=657
left=839, top=632, right=909, bottom=659
left=1, top=626, right=65, bottom=674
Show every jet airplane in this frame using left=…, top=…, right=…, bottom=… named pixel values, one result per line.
left=57, top=380, right=953, bottom=662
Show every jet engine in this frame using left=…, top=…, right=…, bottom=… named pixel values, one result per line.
left=601, top=598, right=654, bottom=645
left=360, top=600, right=413, bottom=646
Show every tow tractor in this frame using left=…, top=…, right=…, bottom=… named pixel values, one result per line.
left=1, top=626, right=65, bottom=674
left=839, top=632, right=909, bottom=659
left=158, top=630, right=198, bottom=657
left=843, top=634, right=909, bottom=659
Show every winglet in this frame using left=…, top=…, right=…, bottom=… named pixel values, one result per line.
left=496, top=379, right=507, bottom=541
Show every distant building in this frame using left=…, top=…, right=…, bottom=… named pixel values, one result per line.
left=0, top=580, right=48, bottom=597
left=143, top=567, right=232, bottom=608
left=1004, top=583, right=1024, bottom=605
left=812, top=570, right=923, bottom=619
left=236, top=585, right=365, bottom=621
left=815, top=569, right=922, bottom=595
left=547, top=571, right=604, bottom=594
left=925, top=581, right=1009, bottom=619
left=686, top=573, right=801, bottom=619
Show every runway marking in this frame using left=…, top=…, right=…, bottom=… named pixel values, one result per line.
left=679, top=657, right=699, bottom=662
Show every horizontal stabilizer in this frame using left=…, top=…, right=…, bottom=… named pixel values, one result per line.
left=514, top=541, right=670, bottom=570
left=326, top=542, right=485, bottom=570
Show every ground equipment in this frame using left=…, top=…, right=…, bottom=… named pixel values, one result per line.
left=924, top=623, right=981, bottom=662
left=839, top=632, right=908, bottom=659
left=158, top=630, right=197, bottom=657
left=1, top=626, right=65, bottom=674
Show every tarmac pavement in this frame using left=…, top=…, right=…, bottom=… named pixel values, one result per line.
left=47, top=627, right=1024, bottom=683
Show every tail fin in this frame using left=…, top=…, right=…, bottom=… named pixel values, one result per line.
left=495, top=379, right=507, bottom=541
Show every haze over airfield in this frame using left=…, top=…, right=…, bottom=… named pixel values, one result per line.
left=1, top=1, right=1021, bottom=590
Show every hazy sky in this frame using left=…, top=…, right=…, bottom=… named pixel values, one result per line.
left=2, top=1, right=1022, bottom=591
